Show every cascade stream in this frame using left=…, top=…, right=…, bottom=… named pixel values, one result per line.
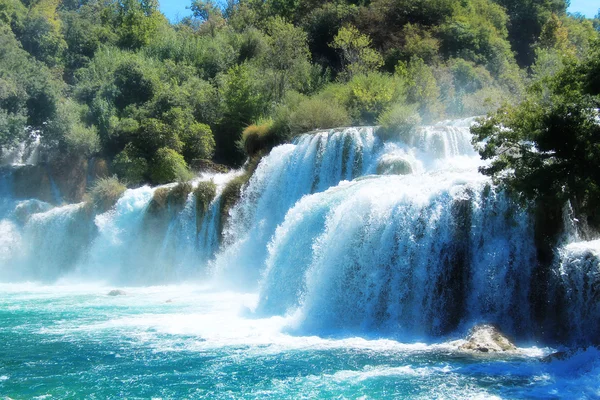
left=0, top=119, right=598, bottom=345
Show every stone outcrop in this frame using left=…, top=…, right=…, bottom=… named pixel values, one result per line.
left=459, top=324, right=517, bottom=353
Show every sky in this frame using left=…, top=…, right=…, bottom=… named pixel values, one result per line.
left=158, top=0, right=598, bottom=22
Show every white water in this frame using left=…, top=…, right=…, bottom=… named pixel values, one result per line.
left=0, top=119, right=598, bottom=345
left=0, top=169, right=241, bottom=284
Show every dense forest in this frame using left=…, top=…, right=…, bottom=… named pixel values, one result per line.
left=0, top=0, right=598, bottom=190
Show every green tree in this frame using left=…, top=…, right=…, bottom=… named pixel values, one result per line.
left=331, top=25, right=383, bottom=79
left=472, top=42, right=600, bottom=224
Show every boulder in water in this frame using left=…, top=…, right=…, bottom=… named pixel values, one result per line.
left=459, top=324, right=517, bottom=353
left=107, top=289, right=127, bottom=296
left=376, top=157, right=413, bottom=176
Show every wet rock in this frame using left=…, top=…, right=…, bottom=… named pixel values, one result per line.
left=376, top=157, right=413, bottom=175
left=541, top=351, right=570, bottom=363
left=459, top=324, right=517, bottom=353
left=107, top=289, right=127, bottom=296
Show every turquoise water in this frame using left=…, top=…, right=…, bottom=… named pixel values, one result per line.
left=1, top=284, right=599, bottom=399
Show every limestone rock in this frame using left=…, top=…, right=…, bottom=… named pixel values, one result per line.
left=459, top=324, right=517, bottom=353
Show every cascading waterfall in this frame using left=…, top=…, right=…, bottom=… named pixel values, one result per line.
left=0, top=118, right=597, bottom=345
left=212, top=127, right=380, bottom=286
left=0, top=169, right=240, bottom=284
left=250, top=120, right=537, bottom=340
left=550, top=239, right=600, bottom=344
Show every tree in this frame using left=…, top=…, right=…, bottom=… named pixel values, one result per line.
left=263, top=16, right=311, bottom=100
left=471, top=41, right=600, bottom=224
left=331, top=24, right=383, bottom=78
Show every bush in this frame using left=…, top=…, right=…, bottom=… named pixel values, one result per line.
left=181, top=122, right=215, bottom=161
left=239, top=118, right=277, bottom=156
left=149, top=147, right=192, bottom=184
left=377, top=103, right=421, bottom=141
left=88, top=176, right=126, bottom=212
left=288, top=96, right=351, bottom=135
left=112, top=144, right=148, bottom=185
left=344, top=72, right=406, bottom=124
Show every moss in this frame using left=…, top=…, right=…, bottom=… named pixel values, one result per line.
left=88, top=176, right=127, bottom=212
left=194, top=181, right=217, bottom=224
left=147, top=182, right=193, bottom=215
left=218, top=155, right=262, bottom=235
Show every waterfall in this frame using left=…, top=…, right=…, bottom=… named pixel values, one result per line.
left=256, top=164, right=536, bottom=340
left=0, top=168, right=240, bottom=284
left=0, top=118, right=598, bottom=345
left=550, top=239, right=600, bottom=344
left=213, top=127, right=380, bottom=286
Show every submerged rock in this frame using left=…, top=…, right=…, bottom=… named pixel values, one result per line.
left=107, top=289, right=127, bottom=296
left=459, top=324, right=517, bottom=353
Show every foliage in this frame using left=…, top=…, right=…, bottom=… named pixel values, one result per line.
left=331, top=25, right=383, bottom=79
left=471, top=42, right=600, bottom=224
left=112, top=143, right=148, bottom=185
left=377, top=103, right=421, bottom=141
left=288, top=95, right=351, bottom=134
left=149, top=147, right=192, bottom=184
left=0, top=0, right=597, bottom=188
left=88, top=176, right=126, bottom=211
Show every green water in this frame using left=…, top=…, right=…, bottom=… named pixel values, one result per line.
left=1, top=284, right=598, bottom=399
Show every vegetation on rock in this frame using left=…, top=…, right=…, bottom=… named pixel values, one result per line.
left=88, top=176, right=126, bottom=212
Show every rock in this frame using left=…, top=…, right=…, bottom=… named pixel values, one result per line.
left=107, top=289, right=127, bottom=296
left=376, top=157, right=413, bottom=176
left=459, top=324, right=517, bottom=353
left=541, top=351, right=570, bottom=363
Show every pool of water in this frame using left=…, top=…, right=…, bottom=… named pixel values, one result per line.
left=0, top=284, right=598, bottom=399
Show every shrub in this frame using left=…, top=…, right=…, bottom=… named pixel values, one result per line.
left=149, top=147, right=192, bottom=184
left=181, top=122, right=215, bottom=161
left=88, top=176, right=126, bottom=212
left=288, top=96, right=351, bottom=135
left=239, top=118, right=277, bottom=156
left=377, top=103, right=421, bottom=141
